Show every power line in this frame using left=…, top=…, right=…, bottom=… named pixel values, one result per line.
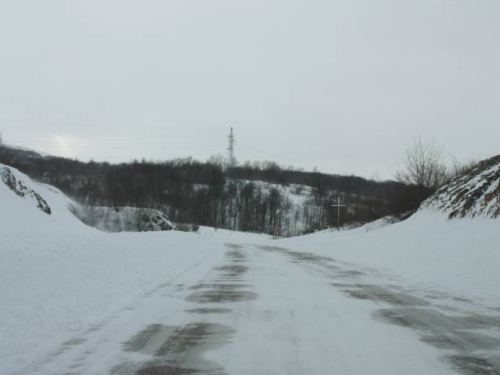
left=0, top=118, right=230, bottom=131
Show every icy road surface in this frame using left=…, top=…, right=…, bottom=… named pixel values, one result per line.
left=12, top=243, right=500, bottom=375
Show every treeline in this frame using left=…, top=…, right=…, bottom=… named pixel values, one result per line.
left=2, top=148, right=425, bottom=236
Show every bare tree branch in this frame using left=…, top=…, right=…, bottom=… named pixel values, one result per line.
left=395, top=138, right=447, bottom=202
left=0, top=132, right=13, bottom=165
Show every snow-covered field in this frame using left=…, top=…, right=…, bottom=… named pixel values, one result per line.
left=1, top=163, right=500, bottom=374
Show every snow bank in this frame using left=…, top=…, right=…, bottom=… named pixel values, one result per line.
left=281, top=156, right=500, bottom=303
left=282, top=208, right=500, bottom=304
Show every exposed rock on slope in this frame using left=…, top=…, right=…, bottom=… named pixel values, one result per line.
left=423, top=155, right=500, bottom=219
left=72, top=206, right=176, bottom=233
left=0, top=165, right=51, bottom=215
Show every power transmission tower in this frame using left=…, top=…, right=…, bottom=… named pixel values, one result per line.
left=227, top=127, right=236, bottom=170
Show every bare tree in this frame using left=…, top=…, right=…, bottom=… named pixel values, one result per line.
left=448, top=156, right=477, bottom=181
left=206, top=154, right=226, bottom=168
left=395, top=138, right=447, bottom=202
left=0, top=132, right=12, bottom=164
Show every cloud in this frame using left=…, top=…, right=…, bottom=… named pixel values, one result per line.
left=54, top=135, right=74, bottom=158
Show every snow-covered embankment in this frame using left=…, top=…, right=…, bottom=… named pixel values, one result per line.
left=0, top=164, right=224, bottom=373
left=282, top=155, right=500, bottom=304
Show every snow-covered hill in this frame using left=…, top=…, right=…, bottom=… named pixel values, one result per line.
left=423, top=155, right=500, bottom=219
left=0, top=164, right=234, bottom=373
left=1, top=165, right=51, bottom=215
left=1, top=163, right=176, bottom=234
left=0, top=164, right=90, bottom=234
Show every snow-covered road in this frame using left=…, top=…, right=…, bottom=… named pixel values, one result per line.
left=12, top=241, right=500, bottom=375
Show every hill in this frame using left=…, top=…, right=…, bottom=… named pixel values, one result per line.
left=423, top=155, right=500, bottom=219
left=0, top=163, right=87, bottom=233
left=1, top=145, right=419, bottom=236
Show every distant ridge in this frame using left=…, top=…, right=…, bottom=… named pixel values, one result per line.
left=5, top=145, right=49, bottom=160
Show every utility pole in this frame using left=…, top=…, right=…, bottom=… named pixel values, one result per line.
left=227, top=127, right=236, bottom=170
left=331, top=197, right=346, bottom=229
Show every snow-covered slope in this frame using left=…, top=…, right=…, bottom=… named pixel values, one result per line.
left=352, top=211, right=413, bottom=233
left=282, top=157, right=500, bottom=303
left=1, top=163, right=176, bottom=234
left=283, top=211, right=500, bottom=303
left=423, top=155, right=500, bottom=219
left=0, top=164, right=90, bottom=234
left=0, top=164, right=228, bottom=373
left=1, top=165, right=51, bottom=215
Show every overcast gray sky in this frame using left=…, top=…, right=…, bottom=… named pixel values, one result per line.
left=1, top=0, right=499, bottom=179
